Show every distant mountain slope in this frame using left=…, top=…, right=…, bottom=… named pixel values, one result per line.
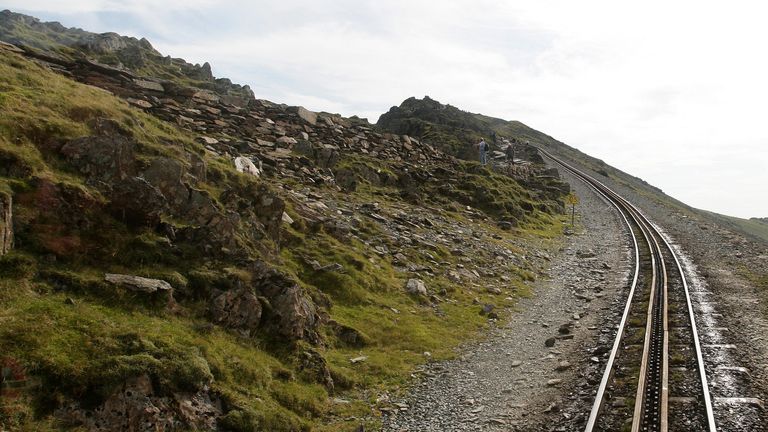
left=0, top=9, right=253, bottom=101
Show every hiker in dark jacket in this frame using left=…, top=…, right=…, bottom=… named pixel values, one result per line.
left=477, top=138, right=488, bottom=165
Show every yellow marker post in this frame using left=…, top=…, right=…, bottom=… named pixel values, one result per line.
left=566, top=192, right=579, bottom=226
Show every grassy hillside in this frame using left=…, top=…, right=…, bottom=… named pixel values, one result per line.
left=0, top=37, right=569, bottom=431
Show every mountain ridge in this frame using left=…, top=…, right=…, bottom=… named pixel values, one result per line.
left=0, top=9, right=765, bottom=431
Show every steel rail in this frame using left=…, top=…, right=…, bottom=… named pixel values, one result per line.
left=631, top=212, right=662, bottom=432
left=537, top=147, right=716, bottom=432
left=603, top=178, right=716, bottom=432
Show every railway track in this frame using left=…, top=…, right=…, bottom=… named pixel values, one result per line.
left=538, top=149, right=716, bottom=432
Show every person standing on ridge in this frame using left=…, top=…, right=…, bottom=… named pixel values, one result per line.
left=477, top=138, right=488, bottom=165
left=506, top=141, right=515, bottom=165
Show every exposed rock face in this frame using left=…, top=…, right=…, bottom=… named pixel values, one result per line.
left=60, top=128, right=137, bottom=183
left=14, top=178, right=103, bottom=257
left=82, top=32, right=129, bottom=54
left=298, top=348, right=334, bottom=390
left=52, top=118, right=287, bottom=257
left=57, top=374, right=221, bottom=432
left=211, top=287, right=262, bottom=336
left=252, top=262, right=322, bottom=343
left=207, top=263, right=321, bottom=344
left=0, top=192, right=12, bottom=255
left=110, top=176, right=168, bottom=226
left=189, top=62, right=213, bottom=82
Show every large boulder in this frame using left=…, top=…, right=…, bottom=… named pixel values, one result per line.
left=189, top=62, right=214, bottom=82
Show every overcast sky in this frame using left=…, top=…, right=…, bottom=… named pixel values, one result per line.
left=6, top=1, right=768, bottom=218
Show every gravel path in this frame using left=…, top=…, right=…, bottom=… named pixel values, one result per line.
left=382, top=167, right=631, bottom=431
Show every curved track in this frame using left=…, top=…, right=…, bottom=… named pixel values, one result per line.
left=538, top=149, right=716, bottom=432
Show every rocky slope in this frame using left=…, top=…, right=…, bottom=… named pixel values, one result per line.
left=0, top=11, right=571, bottom=432
left=377, top=96, right=566, bottom=161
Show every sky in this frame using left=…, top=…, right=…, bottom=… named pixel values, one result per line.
left=5, top=0, right=768, bottom=219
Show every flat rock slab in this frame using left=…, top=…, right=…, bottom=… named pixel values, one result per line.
left=104, top=273, right=172, bottom=293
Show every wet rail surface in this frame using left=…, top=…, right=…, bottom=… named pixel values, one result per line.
left=539, top=149, right=718, bottom=432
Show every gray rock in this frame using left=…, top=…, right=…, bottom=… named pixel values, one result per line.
left=197, top=136, right=219, bottom=145
left=133, top=79, right=164, bottom=92
left=127, top=98, right=153, bottom=109
left=276, top=136, right=298, bottom=148
left=104, top=273, right=172, bottom=292
left=405, top=278, right=428, bottom=296
left=256, top=138, right=275, bottom=148
left=497, top=220, right=516, bottom=230
left=233, top=156, right=260, bottom=177
left=479, top=304, right=496, bottom=315
left=81, top=32, right=128, bottom=54
left=290, top=106, right=318, bottom=125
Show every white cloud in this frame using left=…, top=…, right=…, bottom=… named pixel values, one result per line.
left=10, top=0, right=768, bottom=217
